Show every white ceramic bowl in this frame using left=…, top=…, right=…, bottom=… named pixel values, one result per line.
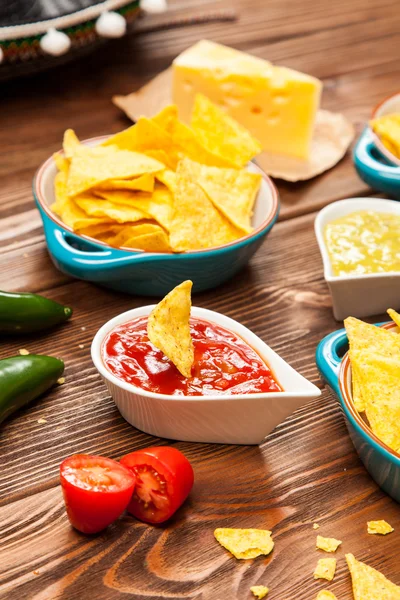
left=371, top=91, right=400, bottom=166
left=315, top=197, right=400, bottom=321
left=91, top=306, right=321, bottom=445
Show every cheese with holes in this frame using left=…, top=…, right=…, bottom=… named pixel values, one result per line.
left=172, top=40, right=322, bottom=160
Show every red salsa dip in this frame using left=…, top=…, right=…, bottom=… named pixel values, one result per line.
left=102, top=317, right=282, bottom=396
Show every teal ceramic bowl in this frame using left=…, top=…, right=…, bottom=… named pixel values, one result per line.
left=353, top=91, right=400, bottom=198
left=316, top=321, right=400, bottom=503
left=33, top=136, right=279, bottom=297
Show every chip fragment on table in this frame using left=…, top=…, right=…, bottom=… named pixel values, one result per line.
left=316, top=591, right=338, bottom=600
left=314, top=558, right=337, bottom=581
left=214, top=528, right=274, bottom=560
left=250, top=585, right=269, bottom=599
left=346, top=553, right=400, bottom=600
left=316, top=535, right=342, bottom=553
left=367, top=520, right=394, bottom=535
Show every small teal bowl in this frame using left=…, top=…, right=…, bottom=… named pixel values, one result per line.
left=353, top=91, right=400, bottom=199
left=33, top=136, right=279, bottom=297
left=316, top=322, right=400, bottom=503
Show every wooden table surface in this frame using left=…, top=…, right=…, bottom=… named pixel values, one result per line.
left=1, top=1, right=399, bottom=598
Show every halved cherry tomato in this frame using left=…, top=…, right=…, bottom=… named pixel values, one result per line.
left=60, top=454, right=136, bottom=534
left=120, top=446, right=194, bottom=524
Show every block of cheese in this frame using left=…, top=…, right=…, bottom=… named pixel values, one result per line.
left=172, top=40, right=322, bottom=160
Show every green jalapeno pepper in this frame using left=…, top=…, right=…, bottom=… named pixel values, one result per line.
left=0, top=354, right=65, bottom=424
left=0, top=291, right=72, bottom=333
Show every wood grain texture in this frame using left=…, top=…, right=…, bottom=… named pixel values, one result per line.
left=1, top=0, right=400, bottom=598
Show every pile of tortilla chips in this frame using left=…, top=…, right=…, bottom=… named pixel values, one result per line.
left=345, top=308, right=400, bottom=454
left=51, top=94, right=262, bottom=253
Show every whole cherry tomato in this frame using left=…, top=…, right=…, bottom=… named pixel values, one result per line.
left=120, top=446, right=194, bottom=524
left=60, top=454, right=136, bottom=534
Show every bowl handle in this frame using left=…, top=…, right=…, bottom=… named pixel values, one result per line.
left=46, top=223, right=156, bottom=273
left=315, top=329, right=348, bottom=395
left=353, top=128, right=400, bottom=196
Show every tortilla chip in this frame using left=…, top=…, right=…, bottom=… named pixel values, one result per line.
left=107, top=223, right=162, bottom=248
left=345, top=317, right=400, bottom=355
left=53, top=169, right=69, bottom=212
left=351, top=361, right=366, bottom=412
left=250, top=585, right=269, bottom=599
left=63, top=129, right=81, bottom=159
left=316, top=592, right=338, bottom=600
left=152, top=104, right=179, bottom=129
left=104, top=117, right=180, bottom=170
left=66, top=146, right=164, bottom=197
left=314, top=558, right=337, bottom=581
left=96, top=174, right=155, bottom=193
left=75, top=196, right=149, bottom=223
left=191, top=94, right=262, bottom=168
left=187, top=160, right=261, bottom=233
left=356, top=356, right=400, bottom=452
left=345, top=317, right=400, bottom=417
left=155, top=169, right=177, bottom=193
left=143, top=149, right=176, bottom=170
left=214, top=528, right=274, bottom=560
left=123, top=230, right=171, bottom=253
left=367, top=520, right=394, bottom=535
left=370, top=114, right=400, bottom=159
left=346, top=553, right=400, bottom=599
left=388, top=308, right=400, bottom=329
left=169, top=158, right=242, bottom=252
left=147, top=280, right=194, bottom=378
left=53, top=152, right=69, bottom=174
left=52, top=196, right=111, bottom=231
left=76, top=223, right=123, bottom=237
left=162, top=115, right=236, bottom=168
left=96, top=188, right=173, bottom=231
left=316, top=536, right=342, bottom=553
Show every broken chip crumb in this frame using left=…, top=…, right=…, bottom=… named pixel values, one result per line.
left=314, top=558, right=337, bottom=581
left=78, top=344, right=85, bottom=349
left=57, top=377, right=65, bottom=385
left=33, top=570, right=40, bottom=576
left=313, top=523, right=320, bottom=530
left=367, top=520, right=394, bottom=535
left=316, top=535, right=342, bottom=553
left=81, top=326, right=86, bottom=331
left=316, top=591, right=337, bottom=600
left=214, top=528, right=274, bottom=560
left=37, top=418, right=47, bottom=424
left=19, top=348, right=29, bottom=355
left=250, top=585, right=269, bottom=599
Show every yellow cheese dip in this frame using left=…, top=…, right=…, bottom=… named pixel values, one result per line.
left=324, top=211, right=400, bottom=276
